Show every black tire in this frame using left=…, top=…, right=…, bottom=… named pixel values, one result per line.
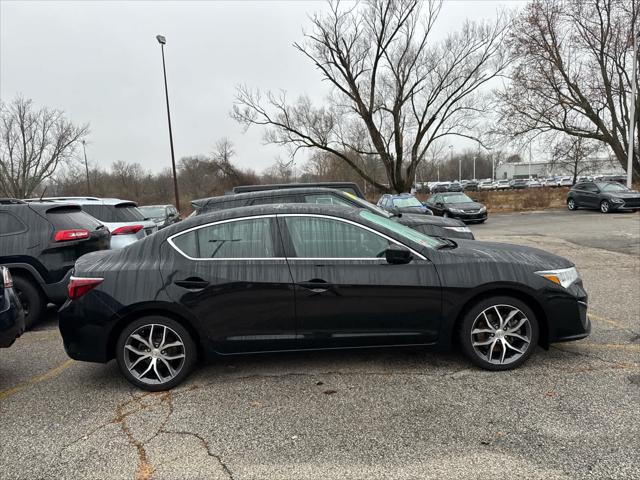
left=600, top=200, right=610, bottom=213
left=116, top=316, right=197, bottom=391
left=567, top=198, right=577, bottom=211
left=458, top=296, right=539, bottom=371
left=12, top=274, right=45, bottom=329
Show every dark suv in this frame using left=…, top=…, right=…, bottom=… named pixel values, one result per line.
left=0, top=199, right=111, bottom=327
left=192, top=188, right=474, bottom=240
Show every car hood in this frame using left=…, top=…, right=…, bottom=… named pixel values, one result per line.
left=438, top=239, right=573, bottom=271
left=399, top=213, right=465, bottom=227
left=605, top=191, right=640, bottom=198
left=445, top=201, right=484, bottom=210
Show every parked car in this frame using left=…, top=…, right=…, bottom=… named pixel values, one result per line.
left=567, top=181, right=640, bottom=213
left=377, top=193, right=433, bottom=215
left=59, top=203, right=590, bottom=390
left=0, top=267, right=25, bottom=348
left=558, top=177, right=574, bottom=187
left=527, top=178, right=543, bottom=188
left=430, top=182, right=450, bottom=193
left=27, top=197, right=157, bottom=249
left=231, top=182, right=366, bottom=199
left=448, top=182, right=464, bottom=192
left=192, top=188, right=474, bottom=240
left=494, top=180, right=511, bottom=190
left=478, top=180, right=495, bottom=191
left=139, top=204, right=181, bottom=230
left=424, top=192, right=488, bottom=223
left=464, top=180, right=479, bottom=191
left=510, top=178, right=529, bottom=189
left=0, top=199, right=110, bottom=327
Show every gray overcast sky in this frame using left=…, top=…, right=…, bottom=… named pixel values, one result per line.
left=1, top=0, right=525, bottom=174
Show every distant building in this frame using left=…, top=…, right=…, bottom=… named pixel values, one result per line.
left=496, top=157, right=625, bottom=179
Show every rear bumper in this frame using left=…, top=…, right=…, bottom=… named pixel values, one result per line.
left=41, top=270, right=73, bottom=305
left=0, top=289, right=25, bottom=348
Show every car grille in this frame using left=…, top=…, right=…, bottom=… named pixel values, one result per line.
left=623, top=198, right=640, bottom=208
left=464, top=209, right=479, bottom=213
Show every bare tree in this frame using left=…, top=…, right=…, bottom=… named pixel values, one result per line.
left=233, top=0, right=511, bottom=193
left=0, top=96, right=89, bottom=198
left=495, top=0, right=639, bottom=180
left=550, top=136, right=604, bottom=184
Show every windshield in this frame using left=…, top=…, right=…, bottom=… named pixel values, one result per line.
left=139, top=206, right=166, bottom=218
left=441, top=194, right=473, bottom=204
left=598, top=182, right=629, bottom=192
left=392, top=196, right=422, bottom=208
left=347, top=195, right=393, bottom=218
left=359, top=210, right=443, bottom=249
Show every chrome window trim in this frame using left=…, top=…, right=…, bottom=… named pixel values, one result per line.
left=167, top=213, right=426, bottom=261
left=279, top=213, right=426, bottom=260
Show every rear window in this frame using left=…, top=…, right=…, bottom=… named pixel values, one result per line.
left=46, top=207, right=103, bottom=230
left=83, top=204, right=145, bottom=222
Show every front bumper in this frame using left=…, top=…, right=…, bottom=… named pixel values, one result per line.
left=448, top=211, right=488, bottom=223
left=0, top=288, right=25, bottom=348
left=544, top=280, right=591, bottom=343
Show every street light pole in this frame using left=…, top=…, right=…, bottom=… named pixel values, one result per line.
left=81, top=140, right=91, bottom=196
left=473, top=156, right=477, bottom=181
left=156, top=34, right=180, bottom=211
left=627, top=30, right=638, bottom=188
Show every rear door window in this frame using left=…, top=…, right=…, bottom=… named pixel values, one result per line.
left=83, top=204, right=145, bottom=222
left=46, top=207, right=103, bottom=230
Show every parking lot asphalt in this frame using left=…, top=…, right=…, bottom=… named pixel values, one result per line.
left=1, top=210, right=638, bottom=480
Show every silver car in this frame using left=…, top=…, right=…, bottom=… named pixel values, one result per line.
left=29, top=197, right=157, bottom=249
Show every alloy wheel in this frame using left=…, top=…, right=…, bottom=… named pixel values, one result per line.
left=123, top=324, right=186, bottom=385
left=567, top=199, right=575, bottom=210
left=470, top=304, right=532, bottom=365
left=600, top=201, right=609, bottom=213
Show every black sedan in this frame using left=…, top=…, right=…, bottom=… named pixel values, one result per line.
left=1, top=267, right=25, bottom=348
left=567, top=181, right=640, bottom=213
left=59, top=204, right=589, bottom=390
left=424, top=192, right=488, bottom=223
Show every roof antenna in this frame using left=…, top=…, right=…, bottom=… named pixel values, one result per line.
left=39, top=186, right=47, bottom=202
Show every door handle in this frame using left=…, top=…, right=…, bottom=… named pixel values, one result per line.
left=174, top=278, right=210, bottom=289
left=298, top=279, right=331, bottom=293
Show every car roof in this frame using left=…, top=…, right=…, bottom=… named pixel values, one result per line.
left=231, top=182, right=365, bottom=197
left=192, top=187, right=352, bottom=209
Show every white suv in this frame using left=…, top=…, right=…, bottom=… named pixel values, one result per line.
left=28, top=197, right=157, bottom=249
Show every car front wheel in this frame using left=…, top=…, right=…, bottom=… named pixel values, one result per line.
left=567, top=198, right=577, bottom=211
left=600, top=200, right=610, bottom=213
left=116, top=316, right=197, bottom=391
left=458, top=296, right=539, bottom=371
left=12, top=275, right=45, bottom=329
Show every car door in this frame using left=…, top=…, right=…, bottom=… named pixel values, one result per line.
left=581, top=183, right=601, bottom=208
left=163, top=215, right=296, bottom=353
left=430, top=194, right=444, bottom=215
left=278, top=213, right=441, bottom=349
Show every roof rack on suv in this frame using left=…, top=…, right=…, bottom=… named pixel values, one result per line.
left=0, top=198, right=26, bottom=205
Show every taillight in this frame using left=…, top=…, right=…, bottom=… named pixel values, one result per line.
left=55, top=229, right=90, bottom=242
left=68, top=276, right=103, bottom=300
left=111, top=225, right=143, bottom=235
left=2, top=267, right=12, bottom=288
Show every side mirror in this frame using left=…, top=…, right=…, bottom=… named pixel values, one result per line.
left=385, top=246, right=412, bottom=265
left=436, top=202, right=443, bottom=207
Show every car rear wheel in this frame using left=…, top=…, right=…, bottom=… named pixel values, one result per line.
left=458, top=296, right=539, bottom=371
left=12, top=275, right=45, bottom=330
left=567, top=198, right=577, bottom=211
left=600, top=200, right=610, bottom=213
left=116, top=316, right=197, bottom=391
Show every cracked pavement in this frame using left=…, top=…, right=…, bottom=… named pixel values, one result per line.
left=1, top=210, right=639, bottom=479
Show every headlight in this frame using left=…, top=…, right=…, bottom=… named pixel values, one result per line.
left=479, top=206, right=487, bottom=213
left=535, top=267, right=579, bottom=288
left=449, top=208, right=463, bottom=213
left=444, top=226, right=471, bottom=233
left=610, top=197, right=624, bottom=203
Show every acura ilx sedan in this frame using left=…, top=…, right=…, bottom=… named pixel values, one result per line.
left=59, top=204, right=590, bottom=390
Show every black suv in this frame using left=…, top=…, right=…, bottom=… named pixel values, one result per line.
left=0, top=199, right=111, bottom=327
left=192, top=188, right=474, bottom=240
left=231, top=182, right=366, bottom=199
